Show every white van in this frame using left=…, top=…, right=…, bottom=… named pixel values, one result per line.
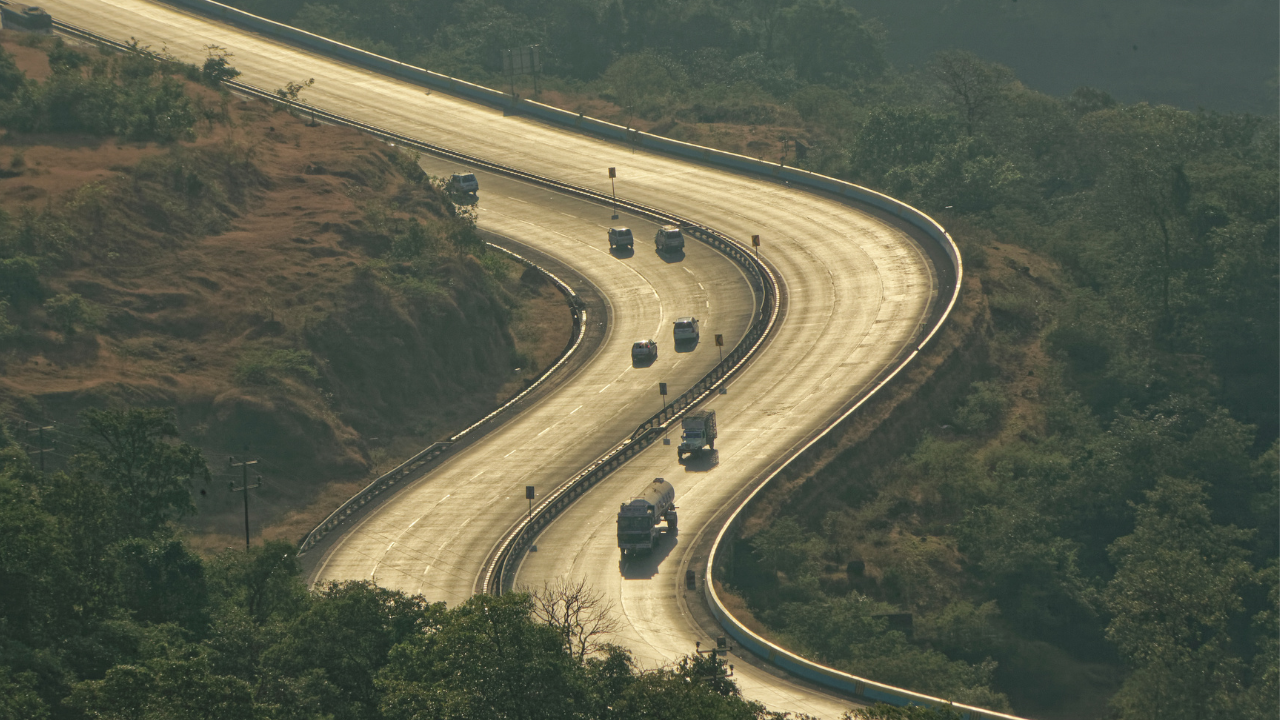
left=654, top=225, right=684, bottom=252
left=450, top=173, right=479, bottom=194
left=608, top=227, right=634, bottom=250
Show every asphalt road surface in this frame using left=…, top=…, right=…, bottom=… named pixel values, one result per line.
left=44, top=1, right=944, bottom=715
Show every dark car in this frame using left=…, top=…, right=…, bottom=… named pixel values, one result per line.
left=631, top=339, right=658, bottom=361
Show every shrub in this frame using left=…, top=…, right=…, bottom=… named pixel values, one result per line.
left=953, top=381, right=1007, bottom=434
left=233, top=349, right=319, bottom=386
left=43, top=293, right=99, bottom=335
left=0, top=255, right=42, bottom=304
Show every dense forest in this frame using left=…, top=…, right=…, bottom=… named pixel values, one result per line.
left=206, top=1, right=1280, bottom=717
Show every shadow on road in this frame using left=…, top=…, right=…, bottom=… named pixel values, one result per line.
left=619, top=530, right=678, bottom=579
left=674, top=338, right=698, bottom=353
left=656, top=248, right=686, bottom=263
left=610, top=245, right=635, bottom=259
left=448, top=190, right=478, bottom=206
left=679, top=449, right=719, bottom=471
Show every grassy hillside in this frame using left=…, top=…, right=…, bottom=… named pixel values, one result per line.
left=0, top=33, right=571, bottom=549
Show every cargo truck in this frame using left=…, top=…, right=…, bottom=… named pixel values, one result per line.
left=616, top=478, right=677, bottom=556
left=677, top=410, right=717, bottom=460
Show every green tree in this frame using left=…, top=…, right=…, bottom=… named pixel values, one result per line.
left=603, top=52, right=683, bottom=125
left=67, top=650, right=256, bottom=720
left=0, top=466, right=68, bottom=643
left=930, top=51, right=1014, bottom=136
left=42, top=292, right=98, bottom=335
left=1104, top=477, right=1255, bottom=719
left=268, top=580, right=443, bottom=716
left=378, top=592, right=583, bottom=720
left=0, top=44, right=28, bottom=101
left=113, top=536, right=209, bottom=631
left=78, top=408, right=210, bottom=536
left=777, top=0, right=884, bottom=84
left=201, top=45, right=241, bottom=85
left=749, top=515, right=820, bottom=577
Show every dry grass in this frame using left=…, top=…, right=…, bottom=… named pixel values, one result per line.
left=0, top=35, right=574, bottom=550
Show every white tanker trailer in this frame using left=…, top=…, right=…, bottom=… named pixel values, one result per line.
left=616, top=478, right=677, bottom=556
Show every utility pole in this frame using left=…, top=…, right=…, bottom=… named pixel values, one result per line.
left=228, top=456, right=262, bottom=551
left=26, top=423, right=54, bottom=473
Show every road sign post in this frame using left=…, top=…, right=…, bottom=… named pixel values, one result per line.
left=659, top=382, right=668, bottom=408
left=608, top=167, right=618, bottom=219
left=752, top=234, right=761, bottom=259
left=526, top=485, right=535, bottom=518
left=715, top=333, right=724, bottom=362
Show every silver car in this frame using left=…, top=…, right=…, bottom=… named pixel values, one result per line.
left=672, top=317, right=699, bottom=342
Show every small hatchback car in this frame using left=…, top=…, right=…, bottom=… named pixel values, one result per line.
left=631, top=339, right=658, bottom=361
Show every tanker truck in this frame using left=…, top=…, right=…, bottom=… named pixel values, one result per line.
left=677, top=410, right=717, bottom=461
left=616, top=478, right=677, bottom=556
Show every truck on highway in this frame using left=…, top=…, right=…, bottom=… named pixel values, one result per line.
left=616, top=478, right=677, bottom=555
left=677, top=410, right=717, bottom=460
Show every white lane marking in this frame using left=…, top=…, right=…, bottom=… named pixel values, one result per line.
left=598, top=383, right=612, bottom=393
left=537, top=426, right=553, bottom=437
left=569, top=404, right=583, bottom=415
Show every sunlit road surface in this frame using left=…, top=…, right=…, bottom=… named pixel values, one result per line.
left=44, top=1, right=941, bottom=715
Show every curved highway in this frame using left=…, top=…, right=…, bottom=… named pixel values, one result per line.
left=44, top=1, right=943, bottom=715
left=311, top=165, right=758, bottom=606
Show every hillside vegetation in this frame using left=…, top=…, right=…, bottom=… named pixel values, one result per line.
left=199, top=3, right=1280, bottom=718
left=0, top=33, right=570, bottom=546
left=0, top=411, right=820, bottom=720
